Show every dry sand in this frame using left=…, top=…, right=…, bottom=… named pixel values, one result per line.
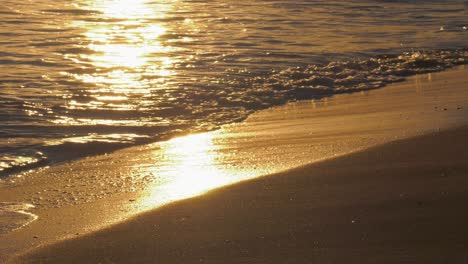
left=15, top=124, right=468, bottom=263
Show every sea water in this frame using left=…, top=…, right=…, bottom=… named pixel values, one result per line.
left=0, top=0, right=466, bottom=175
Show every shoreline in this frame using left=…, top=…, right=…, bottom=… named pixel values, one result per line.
left=1, top=51, right=466, bottom=180
left=1, top=66, right=468, bottom=262
left=15, top=123, right=468, bottom=263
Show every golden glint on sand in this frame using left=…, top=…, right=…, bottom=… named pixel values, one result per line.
left=138, top=132, right=247, bottom=209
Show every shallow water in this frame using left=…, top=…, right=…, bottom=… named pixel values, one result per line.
left=0, top=0, right=467, bottom=174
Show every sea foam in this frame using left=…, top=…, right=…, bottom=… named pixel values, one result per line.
left=0, top=202, right=37, bottom=235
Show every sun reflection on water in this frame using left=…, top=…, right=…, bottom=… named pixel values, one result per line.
left=60, top=0, right=177, bottom=126
left=96, top=0, right=165, bottom=19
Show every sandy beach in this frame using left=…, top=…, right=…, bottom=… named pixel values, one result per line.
left=1, top=1, right=467, bottom=263
left=15, top=120, right=468, bottom=263
left=2, top=66, right=468, bottom=263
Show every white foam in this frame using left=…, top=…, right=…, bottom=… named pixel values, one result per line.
left=0, top=202, right=37, bottom=235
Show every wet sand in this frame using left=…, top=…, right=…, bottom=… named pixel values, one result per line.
left=2, top=66, right=468, bottom=262
left=15, top=124, right=468, bottom=263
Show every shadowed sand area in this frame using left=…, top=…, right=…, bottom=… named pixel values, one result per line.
left=2, top=66, right=468, bottom=263
left=15, top=124, right=468, bottom=263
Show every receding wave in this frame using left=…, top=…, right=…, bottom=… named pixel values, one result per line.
left=257, top=49, right=466, bottom=101
left=1, top=0, right=466, bottom=180
left=0, top=48, right=465, bottom=177
left=0, top=203, right=37, bottom=235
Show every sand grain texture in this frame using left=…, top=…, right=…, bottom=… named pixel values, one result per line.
left=15, top=125, right=468, bottom=263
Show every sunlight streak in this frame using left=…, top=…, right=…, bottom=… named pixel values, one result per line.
left=61, top=0, right=177, bottom=126
left=138, top=133, right=243, bottom=209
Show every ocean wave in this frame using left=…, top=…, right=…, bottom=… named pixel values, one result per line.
left=1, top=0, right=467, bottom=182
left=258, top=49, right=466, bottom=100
left=1, top=48, right=465, bottom=178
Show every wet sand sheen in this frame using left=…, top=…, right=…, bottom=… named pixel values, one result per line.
left=1, top=66, right=468, bottom=261
left=16, top=124, right=468, bottom=263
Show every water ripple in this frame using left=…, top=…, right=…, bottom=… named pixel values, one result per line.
left=0, top=0, right=466, bottom=176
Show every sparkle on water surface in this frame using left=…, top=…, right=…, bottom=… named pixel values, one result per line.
left=61, top=0, right=177, bottom=123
